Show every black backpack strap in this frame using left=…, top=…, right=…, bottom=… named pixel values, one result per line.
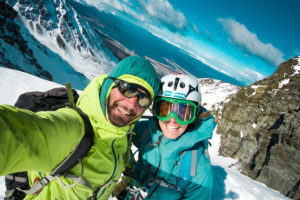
left=51, top=107, right=94, bottom=176
left=5, top=172, right=28, bottom=199
left=17, top=107, right=94, bottom=195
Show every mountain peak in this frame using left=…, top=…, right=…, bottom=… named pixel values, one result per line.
left=255, top=56, right=300, bottom=88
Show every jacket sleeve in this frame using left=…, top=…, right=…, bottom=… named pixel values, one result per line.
left=0, top=105, right=85, bottom=176
left=182, top=154, right=213, bottom=200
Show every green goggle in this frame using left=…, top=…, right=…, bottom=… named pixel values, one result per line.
left=154, top=97, right=198, bottom=125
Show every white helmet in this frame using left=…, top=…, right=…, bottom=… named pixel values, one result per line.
left=158, top=73, right=202, bottom=105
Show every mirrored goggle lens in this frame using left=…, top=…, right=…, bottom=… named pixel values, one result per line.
left=117, top=79, right=152, bottom=107
left=138, top=95, right=152, bottom=107
left=155, top=100, right=195, bottom=121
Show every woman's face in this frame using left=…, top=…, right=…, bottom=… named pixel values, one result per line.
left=159, top=117, right=188, bottom=139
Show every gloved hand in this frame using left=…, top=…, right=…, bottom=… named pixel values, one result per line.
left=112, top=176, right=129, bottom=199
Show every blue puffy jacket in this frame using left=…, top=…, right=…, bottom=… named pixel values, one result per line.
left=128, top=112, right=217, bottom=200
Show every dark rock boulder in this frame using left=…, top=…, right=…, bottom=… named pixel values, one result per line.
left=217, top=56, right=300, bottom=199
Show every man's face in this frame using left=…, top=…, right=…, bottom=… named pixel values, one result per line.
left=107, top=87, right=146, bottom=127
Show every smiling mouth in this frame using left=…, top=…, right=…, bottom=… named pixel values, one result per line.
left=166, top=125, right=179, bottom=129
left=117, top=106, right=131, bottom=116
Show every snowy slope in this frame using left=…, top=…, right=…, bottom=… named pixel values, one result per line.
left=0, top=67, right=291, bottom=200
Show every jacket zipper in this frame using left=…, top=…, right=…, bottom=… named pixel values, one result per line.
left=97, top=126, right=133, bottom=199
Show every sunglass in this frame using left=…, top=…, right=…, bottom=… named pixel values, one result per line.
left=154, top=97, right=198, bottom=125
left=108, top=77, right=152, bottom=108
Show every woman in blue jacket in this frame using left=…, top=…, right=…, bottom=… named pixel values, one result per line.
left=120, top=73, right=217, bottom=200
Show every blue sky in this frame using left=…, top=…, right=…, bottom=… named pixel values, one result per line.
left=78, top=0, right=300, bottom=84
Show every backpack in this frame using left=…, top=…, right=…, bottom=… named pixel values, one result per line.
left=4, top=83, right=94, bottom=200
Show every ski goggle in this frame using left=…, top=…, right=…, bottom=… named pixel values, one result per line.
left=154, top=97, right=198, bottom=125
left=108, top=77, right=152, bottom=108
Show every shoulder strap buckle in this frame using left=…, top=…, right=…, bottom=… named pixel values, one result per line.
left=39, top=177, right=51, bottom=186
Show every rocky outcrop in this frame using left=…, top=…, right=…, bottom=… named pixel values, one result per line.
left=217, top=56, right=300, bottom=199
left=8, top=0, right=83, bottom=50
left=0, top=2, right=52, bottom=80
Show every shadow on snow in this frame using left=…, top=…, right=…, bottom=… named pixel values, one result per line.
left=212, top=165, right=239, bottom=200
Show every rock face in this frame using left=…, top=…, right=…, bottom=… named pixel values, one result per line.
left=9, top=0, right=89, bottom=51
left=4, top=0, right=116, bottom=82
left=217, top=57, right=300, bottom=199
left=0, top=2, right=52, bottom=80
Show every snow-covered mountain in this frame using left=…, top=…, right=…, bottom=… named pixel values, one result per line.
left=1, top=0, right=118, bottom=90
left=0, top=67, right=291, bottom=200
left=1, top=1, right=192, bottom=90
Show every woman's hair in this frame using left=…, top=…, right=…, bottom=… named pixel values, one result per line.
left=185, top=109, right=211, bottom=131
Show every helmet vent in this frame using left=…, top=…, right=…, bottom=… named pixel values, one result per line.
left=174, top=77, right=180, bottom=91
left=186, top=85, right=196, bottom=97
left=180, top=82, right=185, bottom=88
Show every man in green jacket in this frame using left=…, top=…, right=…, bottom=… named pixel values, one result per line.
left=0, top=56, right=160, bottom=199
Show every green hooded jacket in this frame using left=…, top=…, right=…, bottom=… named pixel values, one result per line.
left=0, top=56, right=160, bottom=199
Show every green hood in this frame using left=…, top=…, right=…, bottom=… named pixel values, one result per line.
left=100, top=56, right=160, bottom=118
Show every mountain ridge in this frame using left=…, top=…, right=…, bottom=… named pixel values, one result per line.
left=0, top=2, right=52, bottom=80
left=4, top=0, right=117, bottom=82
left=1, top=1, right=194, bottom=85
